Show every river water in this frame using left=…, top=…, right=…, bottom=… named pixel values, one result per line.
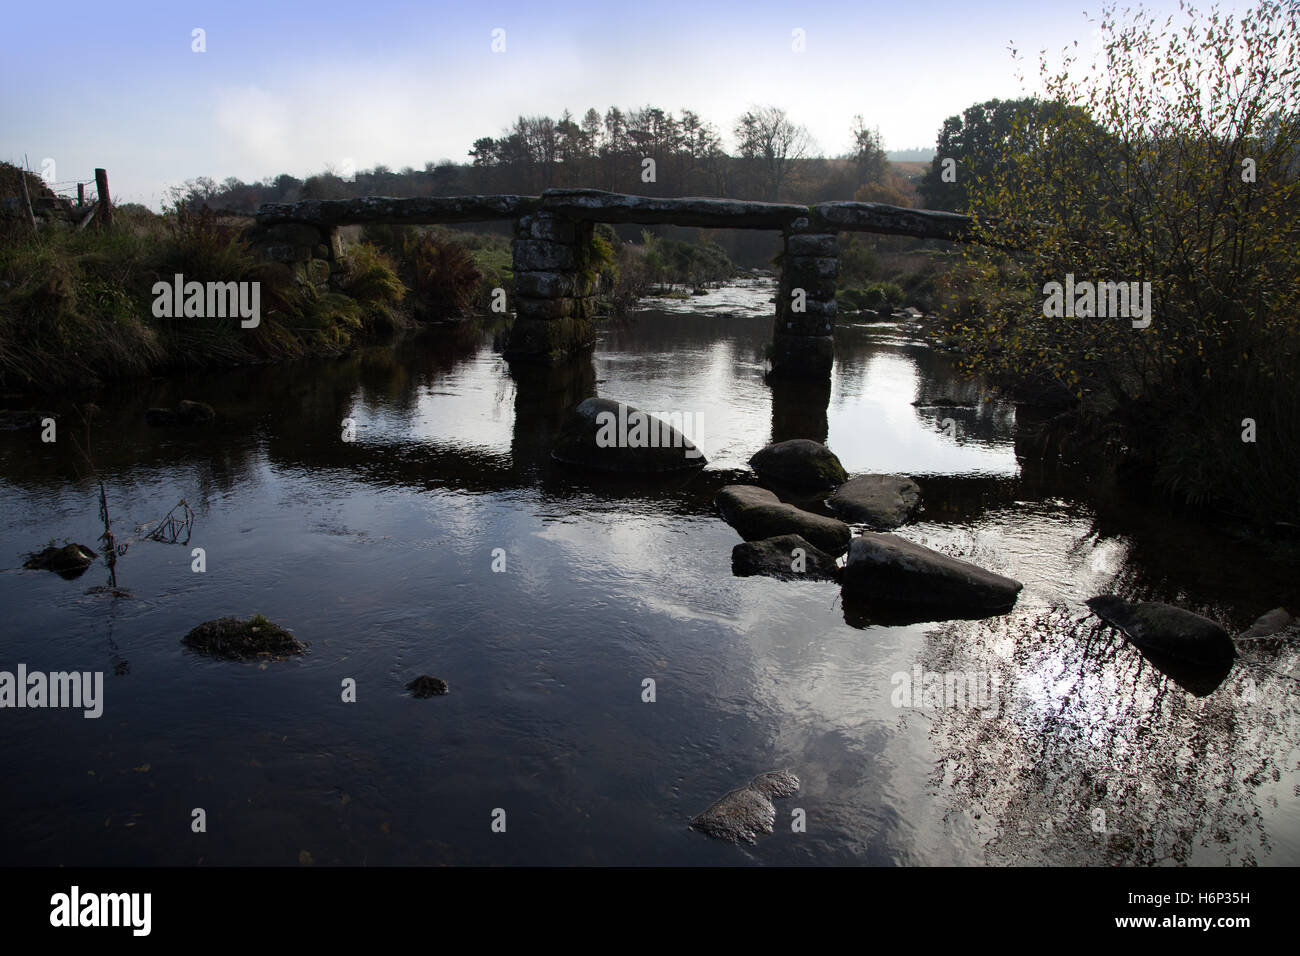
left=2, top=278, right=1297, bottom=865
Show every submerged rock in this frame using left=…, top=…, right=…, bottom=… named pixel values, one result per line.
left=910, top=397, right=976, bottom=409
left=690, top=769, right=800, bottom=844
left=716, top=485, right=851, bottom=556
left=181, top=614, right=306, bottom=661
left=407, top=675, right=449, bottom=697
left=748, top=439, right=847, bottom=490
left=1087, top=597, right=1236, bottom=666
left=176, top=400, right=216, bottom=425
left=24, top=542, right=96, bottom=578
left=731, top=533, right=840, bottom=582
left=828, top=475, right=922, bottom=529
left=0, top=410, right=56, bottom=430
left=146, top=400, right=215, bottom=427
left=552, top=397, right=706, bottom=472
left=842, top=533, right=1022, bottom=613
left=1239, top=606, right=1297, bottom=639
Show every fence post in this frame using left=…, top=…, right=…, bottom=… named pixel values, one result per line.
left=95, top=168, right=113, bottom=228
left=78, top=183, right=85, bottom=206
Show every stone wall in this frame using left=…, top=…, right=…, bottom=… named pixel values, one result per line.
left=245, top=222, right=348, bottom=292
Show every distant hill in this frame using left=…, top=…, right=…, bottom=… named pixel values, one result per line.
left=886, top=148, right=936, bottom=162
left=889, top=160, right=931, bottom=183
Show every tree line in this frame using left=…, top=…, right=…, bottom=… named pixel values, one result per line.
left=182, top=104, right=915, bottom=213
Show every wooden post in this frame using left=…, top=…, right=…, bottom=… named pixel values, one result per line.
left=17, top=166, right=37, bottom=231
left=77, top=183, right=85, bottom=206
left=94, top=168, right=112, bottom=228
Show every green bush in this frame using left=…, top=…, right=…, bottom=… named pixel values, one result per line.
left=838, top=235, right=878, bottom=286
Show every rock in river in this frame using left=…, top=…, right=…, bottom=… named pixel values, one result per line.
left=732, top=533, right=841, bottom=582
left=181, top=614, right=307, bottom=661
left=1239, top=606, right=1297, bottom=639
left=0, top=410, right=56, bottom=431
left=690, top=769, right=800, bottom=844
left=145, top=400, right=215, bottom=427
left=828, top=474, right=921, bottom=529
left=407, top=675, right=449, bottom=697
left=552, top=397, right=706, bottom=472
left=748, top=439, right=847, bottom=490
left=716, top=485, right=851, bottom=556
left=842, top=532, right=1023, bottom=613
left=24, top=542, right=96, bottom=578
left=1087, top=596, right=1236, bottom=666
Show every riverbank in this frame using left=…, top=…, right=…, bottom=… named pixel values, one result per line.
left=0, top=198, right=410, bottom=393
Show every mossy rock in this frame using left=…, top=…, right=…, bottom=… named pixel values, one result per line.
left=690, top=769, right=800, bottom=844
left=181, top=614, right=306, bottom=661
left=748, top=439, right=848, bottom=490
left=24, top=542, right=96, bottom=578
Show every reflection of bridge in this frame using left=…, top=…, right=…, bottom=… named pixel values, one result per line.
left=255, top=189, right=980, bottom=378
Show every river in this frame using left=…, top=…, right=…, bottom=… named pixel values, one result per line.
left=1, top=277, right=1296, bottom=865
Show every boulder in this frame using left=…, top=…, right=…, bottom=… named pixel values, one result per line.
left=842, top=533, right=1023, bottom=612
left=1239, top=606, right=1297, bottom=639
left=407, top=675, right=449, bottom=697
left=748, top=439, right=847, bottom=489
left=0, top=410, right=55, bottom=430
left=176, top=400, right=215, bottom=425
left=731, top=533, right=840, bottom=582
left=1087, top=597, right=1236, bottom=666
left=715, top=485, right=851, bottom=556
left=145, top=401, right=215, bottom=427
left=552, top=397, right=706, bottom=472
left=690, top=769, right=799, bottom=844
left=181, top=614, right=306, bottom=661
left=828, top=475, right=921, bottom=529
left=24, top=542, right=95, bottom=578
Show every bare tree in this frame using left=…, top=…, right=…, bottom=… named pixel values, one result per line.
left=848, top=114, right=888, bottom=187
left=733, top=105, right=811, bottom=199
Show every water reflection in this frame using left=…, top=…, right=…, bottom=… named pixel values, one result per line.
left=0, top=279, right=1296, bottom=866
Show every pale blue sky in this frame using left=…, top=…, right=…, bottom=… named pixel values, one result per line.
left=1, top=0, right=1253, bottom=208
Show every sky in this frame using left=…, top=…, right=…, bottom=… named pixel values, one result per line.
left=0, top=0, right=1258, bottom=209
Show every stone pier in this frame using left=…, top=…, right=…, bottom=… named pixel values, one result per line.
left=772, top=225, right=838, bottom=378
left=504, top=211, right=598, bottom=363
